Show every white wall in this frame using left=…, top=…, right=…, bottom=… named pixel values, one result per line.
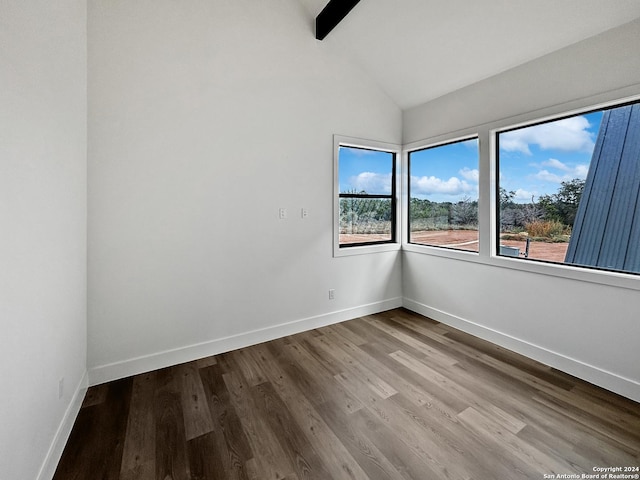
left=404, top=18, right=640, bottom=143
left=402, top=19, right=640, bottom=402
left=87, top=0, right=402, bottom=382
left=1, top=3, right=636, bottom=478
left=0, top=1, right=88, bottom=479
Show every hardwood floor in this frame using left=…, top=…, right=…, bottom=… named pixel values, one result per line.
left=53, top=309, right=640, bottom=480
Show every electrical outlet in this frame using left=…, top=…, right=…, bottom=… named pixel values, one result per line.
left=278, top=208, right=287, bottom=219
left=58, top=378, right=64, bottom=399
left=301, top=208, right=308, bottom=218
left=328, top=289, right=335, bottom=300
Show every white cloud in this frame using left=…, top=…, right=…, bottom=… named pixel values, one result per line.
left=500, top=116, right=595, bottom=155
left=574, top=164, right=589, bottom=177
left=348, top=172, right=392, bottom=193
left=534, top=169, right=565, bottom=183
left=459, top=167, right=479, bottom=182
left=411, top=175, right=474, bottom=196
left=514, top=189, right=537, bottom=202
left=533, top=158, right=589, bottom=184
left=543, top=158, right=570, bottom=171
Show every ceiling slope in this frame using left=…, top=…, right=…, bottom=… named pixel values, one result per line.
left=299, top=0, right=640, bottom=109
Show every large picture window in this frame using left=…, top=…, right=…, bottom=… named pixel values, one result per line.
left=497, top=100, right=640, bottom=275
left=408, top=138, right=479, bottom=252
left=337, top=144, right=396, bottom=247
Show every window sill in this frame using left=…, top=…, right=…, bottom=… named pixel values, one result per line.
left=402, top=242, right=640, bottom=292
left=334, top=242, right=401, bottom=257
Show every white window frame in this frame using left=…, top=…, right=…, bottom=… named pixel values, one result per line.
left=333, top=135, right=401, bottom=257
left=400, top=89, right=640, bottom=292
left=403, top=134, right=481, bottom=255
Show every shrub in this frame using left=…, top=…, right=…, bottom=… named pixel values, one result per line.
left=525, top=220, right=569, bottom=239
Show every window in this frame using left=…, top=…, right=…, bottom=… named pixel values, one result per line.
left=496, top=100, right=640, bottom=275
left=408, top=137, right=479, bottom=252
left=335, top=137, right=398, bottom=253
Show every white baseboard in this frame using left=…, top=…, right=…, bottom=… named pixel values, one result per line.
left=403, top=297, right=640, bottom=403
left=37, top=370, right=88, bottom=480
left=89, top=297, right=403, bottom=386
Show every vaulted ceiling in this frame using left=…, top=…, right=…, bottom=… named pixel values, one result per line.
left=298, top=0, right=640, bottom=110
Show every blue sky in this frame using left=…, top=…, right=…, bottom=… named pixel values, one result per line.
left=409, top=139, right=479, bottom=203
left=340, top=110, right=604, bottom=204
left=339, top=147, right=394, bottom=195
left=498, top=111, right=602, bottom=203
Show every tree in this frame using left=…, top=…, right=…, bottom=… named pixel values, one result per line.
left=452, top=196, right=478, bottom=226
left=339, top=189, right=392, bottom=234
left=517, top=195, right=544, bottom=226
left=499, top=187, right=518, bottom=231
left=499, top=187, right=516, bottom=209
left=539, top=178, right=585, bottom=226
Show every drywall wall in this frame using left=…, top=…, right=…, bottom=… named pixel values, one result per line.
left=0, top=1, right=88, bottom=479
left=402, top=19, right=640, bottom=401
left=404, top=18, right=640, bottom=143
left=87, top=0, right=402, bottom=382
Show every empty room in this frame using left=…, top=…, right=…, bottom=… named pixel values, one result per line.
left=1, top=0, right=639, bottom=479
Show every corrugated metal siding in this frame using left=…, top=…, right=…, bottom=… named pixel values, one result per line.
left=565, top=104, right=640, bottom=273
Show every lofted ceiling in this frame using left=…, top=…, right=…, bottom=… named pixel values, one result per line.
left=298, top=0, right=640, bottom=110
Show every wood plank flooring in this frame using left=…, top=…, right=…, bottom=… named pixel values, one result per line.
left=53, top=309, right=640, bottom=480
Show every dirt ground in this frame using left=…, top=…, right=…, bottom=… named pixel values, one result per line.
left=341, top=230, right=569, bottom=263
left=499, top=237, right=568, bottom=263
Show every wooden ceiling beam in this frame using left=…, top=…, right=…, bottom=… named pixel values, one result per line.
left=315, top=0, right=362, bottom=40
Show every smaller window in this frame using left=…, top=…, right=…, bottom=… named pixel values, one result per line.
left=337, top=144, right=396, bottom=247
left=408, top=137, right=479, bottom=252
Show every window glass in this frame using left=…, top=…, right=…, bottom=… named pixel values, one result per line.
left=408, top=138, right=479, bottom=252
left=339, top=147, right=393, bottom=195
left=338, top=146, right=396, bottom=247
left=497, top=101, right=640, bottom=275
